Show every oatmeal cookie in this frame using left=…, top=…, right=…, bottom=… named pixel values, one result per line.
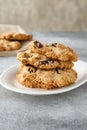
left=0, top=33, right=33, bottom=41
left=29, top=41, right=78, bottom=61
left=17, top=50, right=74, bottom=69
left=16, top=64, right=77, bottom=89
left=0, top=40, right=21, bottom=51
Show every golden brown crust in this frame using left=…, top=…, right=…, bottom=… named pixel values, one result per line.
left=16, top=65, right=77, bottom=89
left=17, top=50, right=74, bottom=69
left=0, top=40, right=21, bottom=51
left=0, top=33, right=33, bottom=41
left=29, top=41, right=78, bottom=61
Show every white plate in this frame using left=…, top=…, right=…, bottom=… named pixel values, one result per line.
left=0, top=60, right=87, bottom=95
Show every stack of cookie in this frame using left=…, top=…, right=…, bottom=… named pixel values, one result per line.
left=16, top=40, right=78, bottom=89
left=0, top=33, right=32, bottom=51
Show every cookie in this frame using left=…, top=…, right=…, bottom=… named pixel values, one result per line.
left=0, top=40, right=21, bottom=51
left=17, top=50, right=74, bottom=69
left=29, top=41, right=78, bottom=61
left=0, top=33, right=33, bottom=41
left=16, top=64, right=77, bottom=89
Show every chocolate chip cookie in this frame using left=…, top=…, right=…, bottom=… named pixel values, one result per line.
left=29, top=41, right=78, bottom=61
left=16, top=64, right=77, bottom=89
left=17, top=50, right=74, bottom=69
left=0, top=33, right=33, bottom=41
left=0, top=40, right=21, bottom=51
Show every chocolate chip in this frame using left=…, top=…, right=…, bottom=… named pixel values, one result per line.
left=56, top=68, right=61, bottom=74
left=39, top=60, right=54, bottom=65
left=51, top=43, right=57, bottom=47
left=28, top=67, right=37, bottom=73
left=26, top=64, right=30, bottom=66
left=27, top=65, right=37, bottom=73
left=34, top=41, right=43, bottom=48
left=28, top=68, right=34, bottom=73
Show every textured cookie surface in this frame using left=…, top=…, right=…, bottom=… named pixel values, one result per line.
left=0, top=33, right=33, bottom=41
left=17, top=50, right=74, bottom=69
left=0, top=40, right=21, bottom=51
left=16, top=65, right=77, bottom=89
left=29, top=41, right=78, bottom=61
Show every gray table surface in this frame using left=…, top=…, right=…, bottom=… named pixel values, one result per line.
left=0, top=32, right=87, bottom=130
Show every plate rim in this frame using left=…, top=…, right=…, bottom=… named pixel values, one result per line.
left=0, top=60, right=87, bottom=95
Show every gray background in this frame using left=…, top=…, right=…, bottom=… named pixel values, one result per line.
left=0, top=0, right=87, bottom=32
left=0, top=32, right=87, bottom=130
